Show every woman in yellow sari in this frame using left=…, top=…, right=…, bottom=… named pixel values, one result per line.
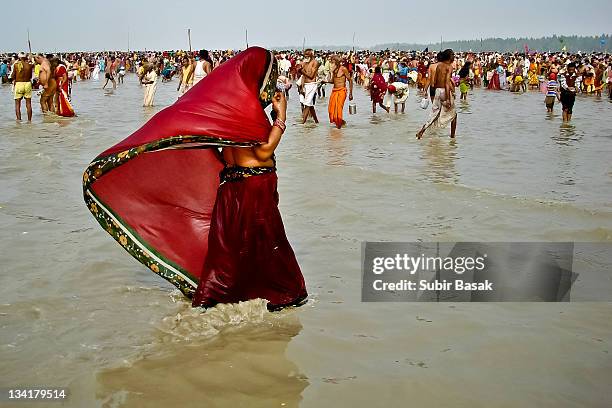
left=528, top=69, right=539, bottom=89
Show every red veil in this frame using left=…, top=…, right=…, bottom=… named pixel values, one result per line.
left=83, top=47, right=278, bottom=298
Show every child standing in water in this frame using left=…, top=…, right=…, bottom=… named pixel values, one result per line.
left=458, top=55, right=472, bottom=101
left=545, top=73, right=559, bottom=113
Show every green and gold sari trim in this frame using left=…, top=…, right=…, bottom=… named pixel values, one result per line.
left=83, top=135, right=258, bottom=297
left=82, top=135, right=255, bottom=190
left=258, top=51, right=279, bottom=109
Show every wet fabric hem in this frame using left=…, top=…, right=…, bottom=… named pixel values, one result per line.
left=84, top=187, right=198, bottom=298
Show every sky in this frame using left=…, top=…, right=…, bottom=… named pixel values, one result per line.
left=2, top=0, right=611, bottom=52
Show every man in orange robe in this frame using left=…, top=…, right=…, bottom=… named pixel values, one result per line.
left=328, top=55, right=353, bottom=129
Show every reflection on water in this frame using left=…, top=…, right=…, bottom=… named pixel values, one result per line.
left=552, top=132, right=580, bottom=201
left=555, top=123, right=583, bottom=144
left=97, top=304, right=306, bottom=408
left=419, top=137, right=459, bottom=184
left=326, top=130, right=348, bottom=166
left=457, top=99, right=472, bottom=114
left=368, top=114, right=385, bottom=125
left=546, top=123, right=588, bottom=202
left=40, top=112, right=76, bottom=127
left=544, top=111, right=557, bottom=122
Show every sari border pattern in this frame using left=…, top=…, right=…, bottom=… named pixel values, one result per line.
left=82, top=134, right=257, bottom=298
left=258, top=51, right=279, bottom=109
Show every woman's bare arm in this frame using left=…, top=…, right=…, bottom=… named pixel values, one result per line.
left=254, top=123, right=284, bottom=161
left=253, top=92, right=287, bottom=162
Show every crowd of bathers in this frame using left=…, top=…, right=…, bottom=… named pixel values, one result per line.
left=271, top=49, right=612, bottom=97
left=3, top=48, right=610, bottom=93
left=2, top=48, right=611, bottom=122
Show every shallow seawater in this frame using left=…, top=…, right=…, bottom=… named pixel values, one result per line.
left=0, top=76, right=611, bottom=407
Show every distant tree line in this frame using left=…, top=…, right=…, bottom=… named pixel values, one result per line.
left=275, top=34, right=611, bottom=53
left=372, top=34, right=611, bottom=53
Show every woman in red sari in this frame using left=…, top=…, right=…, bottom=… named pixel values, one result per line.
left=192, top=91, right=307, bottom=310
left=369, top=66, right=389, bottom=113
left=83, top=47, right=306, bottom=310
left=487, top=63, right=501, bottom=91
left=55, top=61, right=75, bottom=117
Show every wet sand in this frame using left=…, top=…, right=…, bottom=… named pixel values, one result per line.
left=1, top=76, right=611, bottom=407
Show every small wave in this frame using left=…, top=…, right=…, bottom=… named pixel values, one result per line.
left=354, top=164, right=612, bottom=216
left=450, top=182, right=612, bottom=215
left=537, top=227, right=612, bottom=241
left=98, top=390, right=129, bottom=408
left=154, top=298, right=271, bottom=343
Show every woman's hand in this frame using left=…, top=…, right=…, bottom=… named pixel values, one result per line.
left=272, top=91, right=287, bottom=121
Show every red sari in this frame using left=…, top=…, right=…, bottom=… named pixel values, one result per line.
left=56, top=64, right=75, bottom=117
left=83, top=47, right=307, bottom=309
left=370, top=73, right=387, bottom=103
left=487, top=71, right=501, bottom=90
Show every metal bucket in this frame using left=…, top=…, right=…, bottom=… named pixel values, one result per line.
left=348, top=102, right=357, bottom=115
left=420, top=98, right=429, bottom=109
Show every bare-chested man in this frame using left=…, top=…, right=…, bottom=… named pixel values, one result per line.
left=299, top=49, right=319, bottom=124
left=328, top=55, right=353, bottom=129
left=417, top=49, right=457, bottom=139
left=11, top=52, right=33, bottom=122
left=35, top=54, right=52, bottom=112
left=103, top=56, right=117, bottom=89
left=46, top=57, right=59, bottom=113
left=424, top=52, right=442, bottom=101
